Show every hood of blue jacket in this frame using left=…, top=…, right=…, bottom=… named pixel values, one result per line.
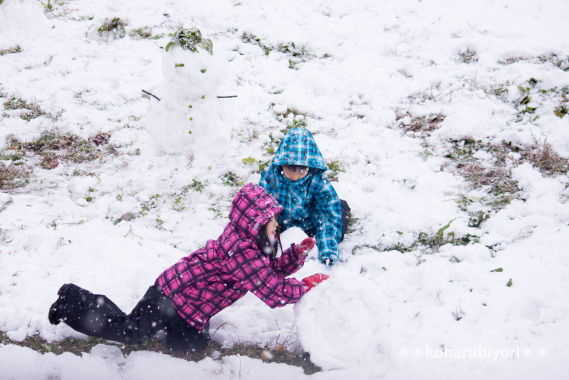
left=271, top=128, right=328, bottom=170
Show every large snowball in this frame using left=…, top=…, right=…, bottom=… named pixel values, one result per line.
left=294, top=268, right=391, bottom=371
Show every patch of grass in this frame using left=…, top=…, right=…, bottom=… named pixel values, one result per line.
left=113, top=212, right=135, bottom=225
left=458, top=48, right=478, bottom=64
left=0, top=44, right=22, bottom=56
left=277, top=42, right=311, bottom=59
left=129, top=27, right=163, bottom=40
left=396, top=110, right=445, bottom=136
left=242, top=157, right=271, bottom=173
left=554, top=105, right=568, bottom=118
left=88, top=132, right=110, bottom=146
left=289, top=118, right=308, bottom=129
left=445, top=139, right=522, bottom=219
left=0, top=331, right=320, bottom=375
left=241, top=33, right=317, bottom=69
left=489, top=78, right=569, bottom=121
left=139, top=194, right=162, bottom=216
left=2, top=96, right=55, bottom=121
left=128, top=179, right=207, bottom=223
left=346, top=216, right=360, bottom=234
left=221, top=172, right=244, bottom=187
left=352, top=224, right=479, bottom=255
left=6, top=130, right=115, bottom=170
left=467, top=209, right=491, bottom=228
left=274, top=109, right=310, bottom=135
left=406, top=82, right=443, bottom=104
left=241, top=32, right=272, bottom=55
left=172, top=196, right=185, bottom=212
left=3, top=97, right=46, bottom=120
left=165, top=27, right=212, bottom=54
left=451, top=137, right=568, bottom=178
left=521, top=139, right=569, bottom=177
left=3, top=97, right=28, bottom=110
left=326, top=160, right=343, bottom=182
left=0, top=150, right=24, bottom=162
left=499, top=54, right=569, bottom=72
left=187, top=179, right=204, bottom=192
left=277, top=42, right=314, bottom=69
left=456, top=163, right=519, bottom=195
left=456, top=195, right=496, bottom=224
left=98, top=18, right=127, bottom=39
left=487, top=80, right=512, bottom=102
left=41, top=0, right=55, bottom=12
left=418, top=219, right=479, bottom=251
left=0, top=160, right=31, bottom=190
left=444, top=136, right=567, bottom=228
left=256, top=130, right=285, bottom=159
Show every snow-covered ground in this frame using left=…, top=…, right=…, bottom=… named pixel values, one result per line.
left=1, top=0, right=569, bottom=378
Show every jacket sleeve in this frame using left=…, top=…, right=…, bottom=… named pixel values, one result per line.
left=310, top=174, right=343, bottom=263
left=271, top=244, right=307, bottom=278
left=223, top=247, right=307, bottom=308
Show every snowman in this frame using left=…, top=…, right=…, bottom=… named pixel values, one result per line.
left=146, top=27, right=231, bottom=167
left=0, top=0, right=48, bottom=34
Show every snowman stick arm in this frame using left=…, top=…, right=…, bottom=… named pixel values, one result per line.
left=142, top=90, right=161, bottom=101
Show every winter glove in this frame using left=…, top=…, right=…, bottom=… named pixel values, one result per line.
left=302, top=273, right=330, bottom=290
left=296, top=237, right=316, bottom=256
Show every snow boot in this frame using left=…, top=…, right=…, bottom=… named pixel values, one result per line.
left=48, top=283, right=77, bottom=325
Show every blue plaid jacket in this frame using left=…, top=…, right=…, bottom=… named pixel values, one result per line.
left=259, top=129, right=343, bottom=265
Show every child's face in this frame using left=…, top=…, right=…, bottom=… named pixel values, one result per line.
left=282, top=166, right=309, bottom=182
left=265, top=216, right=278, bottom=240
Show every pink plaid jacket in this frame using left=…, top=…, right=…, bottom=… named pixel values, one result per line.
left=157, top=183, right=308, bottom=330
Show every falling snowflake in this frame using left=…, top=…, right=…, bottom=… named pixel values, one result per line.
left=413, top=347, right=423, bottom=357
left=523, top=348, right=532, bottom=357
left=399, top=347, right=409, bottom=357
left=537, top=347, right=547, bottom=357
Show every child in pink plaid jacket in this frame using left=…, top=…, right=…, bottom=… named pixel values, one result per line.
left=48, top=183, right=328, bottom=353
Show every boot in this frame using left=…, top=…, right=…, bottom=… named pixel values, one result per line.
left=48, top=283, right=76, bottom=325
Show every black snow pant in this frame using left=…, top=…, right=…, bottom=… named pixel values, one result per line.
left=49, top=282, right=209, bottom=353
left=279, top=199, right=352, bottom=242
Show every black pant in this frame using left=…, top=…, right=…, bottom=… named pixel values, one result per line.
left=279, top=199, right=351, bottom=241
left=49, top=282, right=209, bottom=353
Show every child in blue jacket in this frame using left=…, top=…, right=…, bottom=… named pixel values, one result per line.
left=259, top=128, right=350, bottom=266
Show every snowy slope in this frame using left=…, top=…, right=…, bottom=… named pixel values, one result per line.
left=1, top=0, right=569, bottom=378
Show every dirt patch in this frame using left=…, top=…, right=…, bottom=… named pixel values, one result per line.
left=0, top=331, right=321, bottom=375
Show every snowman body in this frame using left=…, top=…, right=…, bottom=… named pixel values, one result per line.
left=147, top=35, right=231, bottom=166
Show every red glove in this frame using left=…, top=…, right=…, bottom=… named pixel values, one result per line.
left=296, top=237, right=316, bottom=256
left=302, top=273, right=329, bottom=290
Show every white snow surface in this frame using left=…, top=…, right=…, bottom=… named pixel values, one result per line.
left=1, top=0, right=569, bottom=378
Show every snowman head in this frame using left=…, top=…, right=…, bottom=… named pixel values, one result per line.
left=162, top=27, right=228, bottom=93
